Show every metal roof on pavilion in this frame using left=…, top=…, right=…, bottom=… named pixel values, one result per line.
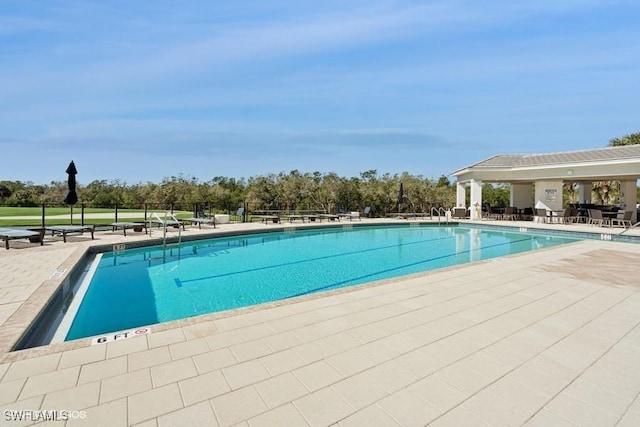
left=452, top=145, right=640, bottom=183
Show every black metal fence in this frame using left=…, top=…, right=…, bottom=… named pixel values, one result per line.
left=2, top=199, right=447, bottom=227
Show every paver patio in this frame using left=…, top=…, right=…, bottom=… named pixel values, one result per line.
left=0, top=219, right=639, bottom=426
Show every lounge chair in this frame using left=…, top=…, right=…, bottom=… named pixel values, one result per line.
left=503, top=207, right=518, bottom=221
left=337, top=211, right=349, bottom=220
left=285, top=214, right=320, bottom=223
left=386, top=212, right=429, bottom=220
left=45, top=225, right=95, bottom=242
left=285, top=214, right=305, bottom=223
left=186, top=216, right=216, bottom=229
left=111, top=222, right=147, bottom=235
left=0, top=227, right=45, bottom=249
left=587, top=209, right=610, bottom=227
left=186, top=209, right=216, bottom=229
left=611, top=210, right=632, bottom=228
left=254, top=215, right=280, bottom=224
left=318, top=213, right=340, bottom=222
left=340, top=211, right=362, bottom=221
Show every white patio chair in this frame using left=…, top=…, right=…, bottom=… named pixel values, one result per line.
left=533, top=208, right=547, bottom=223
left=611, top=210, right=632, bottom=228
left=588, top=209, right=610, bottom=227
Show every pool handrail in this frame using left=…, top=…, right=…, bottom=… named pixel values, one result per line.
left=616, top=220, right=640, bottom=238
left=152, top=211, right=183, bottom=254
left=431, top=207, right=449, bottom=224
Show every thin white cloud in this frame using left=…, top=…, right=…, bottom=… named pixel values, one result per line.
left=0, top=16, right=58, bottom=36
left=6, top=0, right=610, bottom=93
left=2, top=0, right=633, bottom=101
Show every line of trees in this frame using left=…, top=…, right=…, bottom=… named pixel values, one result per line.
left=2, top=166, right=634, bottom=214
left=0, top=171, right=471, bottom=215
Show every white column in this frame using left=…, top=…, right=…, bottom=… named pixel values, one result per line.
left=456, top=182, right=466, bottom=207
left=619, top=180, right=638, bottom=223
left=470, top=179, right=482, bottom=220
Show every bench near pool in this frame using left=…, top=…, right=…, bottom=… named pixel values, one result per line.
left=45, top=225, right=95, bottom=243
left=0, top=228, right=45, bottom=249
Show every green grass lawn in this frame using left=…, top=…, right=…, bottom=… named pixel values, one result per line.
left=0, top=207, right=192, bottom=227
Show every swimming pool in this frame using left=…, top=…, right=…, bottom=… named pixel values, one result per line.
left=60, top=225, right=578, bottom=341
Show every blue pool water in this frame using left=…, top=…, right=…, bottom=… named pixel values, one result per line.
left=65, top=225, right=579, bottom=340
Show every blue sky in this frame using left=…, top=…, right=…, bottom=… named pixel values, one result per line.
left=2, top=0, right=639, bottom=185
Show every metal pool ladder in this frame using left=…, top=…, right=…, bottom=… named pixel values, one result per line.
left=151, top=211, right=182, bottom=262
left=431, top=207, right=449, bottom=224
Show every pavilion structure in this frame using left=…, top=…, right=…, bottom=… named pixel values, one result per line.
left=451, top=145, right=640, bottom=222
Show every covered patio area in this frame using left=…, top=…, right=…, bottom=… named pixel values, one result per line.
left=451, top=145, right=640, bottom=224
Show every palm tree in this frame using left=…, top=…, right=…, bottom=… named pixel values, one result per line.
left=609, top=132, right=640, bottom=146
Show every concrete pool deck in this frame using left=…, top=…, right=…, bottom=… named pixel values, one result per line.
left=0, top=219, right=639, bottom=426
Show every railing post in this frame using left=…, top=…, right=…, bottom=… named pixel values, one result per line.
left=41, top=203, right=45, bottom=228
left=115, top=203, right=119, bottom=222
left=81, top=203, right=85, bottom=226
